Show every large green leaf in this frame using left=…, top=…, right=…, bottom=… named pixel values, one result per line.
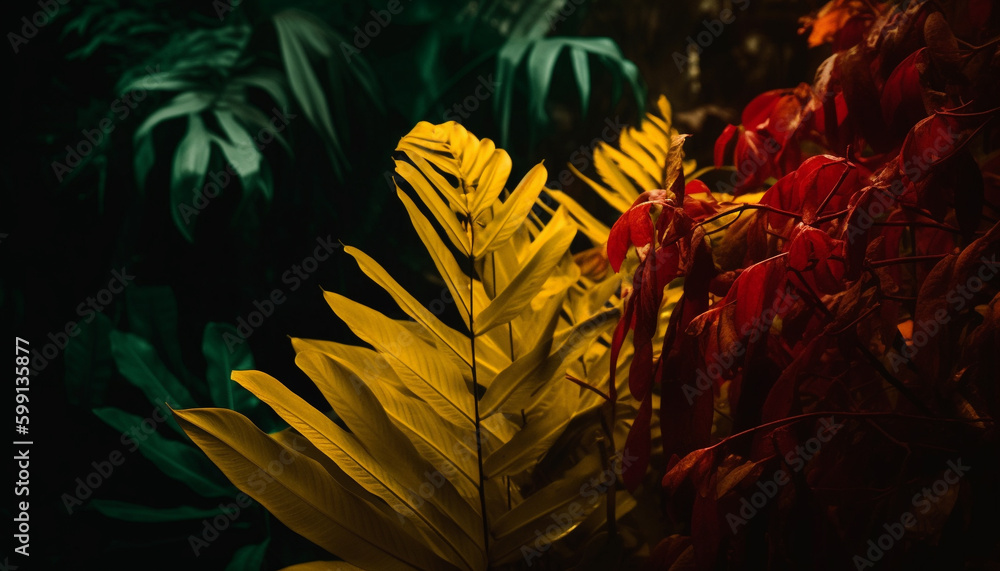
left=125, top=286, right=194, bottom=388
left=89, top=499, right=226, bottom=522
left=204, top=322, right=256, bottom=410
left=273, top=9, right=346, bottom=178
left=225, top=537, right=271, bottom=571
left=64, top=313, right=113, bottom=407
left=133, top=91, right=214, bottom=192
left=93, top=407, right=232, bottom=497
left=109, top=330, right=196, bottom=421
left=495, top=36, right=645, bottom=147
left=170, top=113, right=213, bottom=242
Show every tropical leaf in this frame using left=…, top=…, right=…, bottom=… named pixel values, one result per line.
left=64, top=312, right=114, bottom=407
left=109, top=330, right=196, bottom=424
left=93, top=407, right=232, bottom=497
left=88, top=499, right=225, bottom=522
left=225, top=538, right=271, bottom=571
left=273, top=9, right=382, bottom=180
left=175, top=407, right=459, bottom=571
left=495, top=37, right=645, bottom=146
left=177, top=121, right=638, bottom=568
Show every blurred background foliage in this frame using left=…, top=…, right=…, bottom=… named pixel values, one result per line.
left=3, top=0, right=820, bottom=567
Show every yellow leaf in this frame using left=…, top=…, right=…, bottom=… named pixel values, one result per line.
left=473, top=163, right=548, bottom=258
left=174, top=407, right=457, bottom=571
left=468, top=149, right=512, bottom=220
left=323, top=291, right=475, bottom=428
left=483, top=382, right=576, bottom=478
left=473, top=222, right=576, bottom=335
left=232, top=370, right=484, bottom=570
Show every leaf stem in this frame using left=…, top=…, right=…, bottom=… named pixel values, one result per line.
left=868, top=254, right=947, bottom=268
left=469, top=227, right=491, bottom=565
left=697, top=410, right=990, bottom=453
left=566, top=374, right=610, bottom=401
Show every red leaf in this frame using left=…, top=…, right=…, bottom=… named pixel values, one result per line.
left=912, top=220, right=1000, bottom=378
left=662, top=447, right=716, bottom=493
left=629, top=258, right=658, bottom=400
left=759, top=155, right=858, bottom=228
left=715, top=124, right=740, bottom=169
left=683, top=180, right=720, bottom=222
left=607, top=191, right=670, bottom=272
left=623, top=393, right=652, bottom=491
left=787, top=224, right=846, bottom=295
left=609, top=291, right=637, bottom=400
left=880, top=48, right=927, bottom=136
left=899, top=108, right=998, bottom=183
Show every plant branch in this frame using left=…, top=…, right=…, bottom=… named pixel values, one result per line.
left=468, top=224, right=491, bottom=565
left=566, top=374, right=610, bottom=401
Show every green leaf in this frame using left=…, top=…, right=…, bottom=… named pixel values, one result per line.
left=65, top=313, right=113, bottom=407
left=93, top=407, right=233, bottom=497
left=203, top=322, right=254, bottom=410
left=125, top=286, right=194, bottom=389
left=109, top=329, right=196, bottom=436
left=494, top=36, right=645, bottom=147
left=225, top=537, right=271, bottom=571
left=233, top=68, right=290, bottom=110
left=274, top=10, right=345, bottom=179
left=170, top=113, right=212, bottom=242
left=213, top=109, right=263, bottom=181
left=89, top=499, right=225, bottom=522
left=527, top=39, right=564, bottom=132
left=133, top=91, right=214, bottom=192
left=495, top=38, right=532, bottom=146
left=570, top=47, right=590, bottom=116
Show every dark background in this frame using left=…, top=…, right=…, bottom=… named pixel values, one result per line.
left=2, top=0, right=821, bottom=568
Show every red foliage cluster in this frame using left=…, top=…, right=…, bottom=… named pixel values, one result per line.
left=610, top=1, right=1000, bottom=568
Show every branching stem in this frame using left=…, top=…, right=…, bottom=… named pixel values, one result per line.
left=468, top=224, right=491, bottom=566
